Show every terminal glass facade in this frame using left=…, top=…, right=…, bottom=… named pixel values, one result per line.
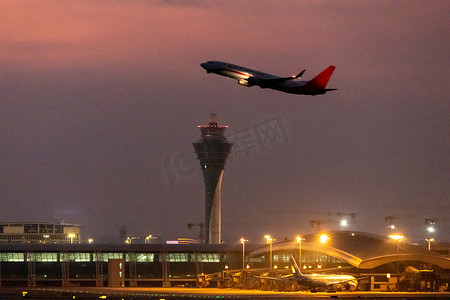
left=0, top=248, right=239, bottom=287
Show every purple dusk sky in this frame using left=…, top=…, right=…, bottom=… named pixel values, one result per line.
left=0, top=1, right=449, bottom=243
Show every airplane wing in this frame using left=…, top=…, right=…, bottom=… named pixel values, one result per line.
left=255, top=276, right=285, bottom=281
left=257, top=69, right=305, bottom=84
left=255, top=273, right=294, bottom=282
left=324, top=277, right=357, bottom=286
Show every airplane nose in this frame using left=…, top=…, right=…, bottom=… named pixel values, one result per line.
left=201, top=62, right=213, bottom=73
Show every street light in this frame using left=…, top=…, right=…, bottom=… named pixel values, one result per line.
left=425, top=238, right=434, bottom=251
left=385, top=216, right=396, bottom=230
left=425, top=219, right=437, bottom=235
left=126, top=236, right=139, bottom=244
left=389, top=234, right=404, bottom=291
left=337, top=212, right=355, bottom=229
left=319, top=234, right=329, bottom=269
left=296, top=236, right=303, bottom=270
left=240, top=238, right=248, bottom=270
left=389, top=234, right=404, bottom=241
left=88, top=238, right=94, bottom=244
left=264, top=235, right=273, bottom=270
left=319, top=234, right=329, bottom=244
left=145, top=235, right=153, bottom=244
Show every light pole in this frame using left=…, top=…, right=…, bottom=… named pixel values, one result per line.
left=265, top=235, right=273, bottom=270
left=240, top=238, right=248, bottom=270
left=319, top=234, right=328, bottom=269
left=145, top=235, right=153, bottom=244
left=389, top=234, right=404, bottom=291
left=296, top=236, right=303, bottom=269
left=425, top=238, right=434, bottom=251
left=126, top=236, right=140, bottom=244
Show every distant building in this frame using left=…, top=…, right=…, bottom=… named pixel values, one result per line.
left=0, top=222, right=81, bottom=244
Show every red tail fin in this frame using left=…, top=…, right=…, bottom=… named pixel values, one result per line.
left=304, top=66, right=335, bottom=89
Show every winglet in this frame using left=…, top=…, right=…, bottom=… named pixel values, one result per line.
left=304, top=66, right=335, bottom=89
left=295, top=69, right=306, bottom=79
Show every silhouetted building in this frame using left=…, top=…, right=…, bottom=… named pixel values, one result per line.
left=193, top=114, right=233, bottom=244
left=0, top=222, right=81, bottom=244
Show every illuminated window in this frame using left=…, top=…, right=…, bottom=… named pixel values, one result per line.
left=69, top=253, right=91, bottom=262
left=102, top=253, right=124, bottom=262
left=33, top=253, right=58, bottom=262
left=249, top=256, right=264, bottom=263
left=136, top=253, right=154, bottom=262
left=197, top=253, right=220, bottom=262
left=168, top=253, right=189, bottom=262
left=0, top=253, right=24, bottom=262
left=125, top=253, right=155, bottom=262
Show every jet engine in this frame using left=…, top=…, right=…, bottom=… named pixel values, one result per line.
left=246, top=76, right=264, bottom=87
left=343, top=280, right=358, bottom=291
left=238, top=79, right=253, bottom=87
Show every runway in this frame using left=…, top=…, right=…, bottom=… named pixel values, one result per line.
left=1, top=287, right=449, bottom=299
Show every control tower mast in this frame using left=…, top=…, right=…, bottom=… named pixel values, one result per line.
left=193, top=114, right=233, bottom=244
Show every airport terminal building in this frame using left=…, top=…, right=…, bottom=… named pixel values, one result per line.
left=0, top=231, right=449, bottom=291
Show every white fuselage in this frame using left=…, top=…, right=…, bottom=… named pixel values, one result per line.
left=201, top=61, right=306, bottom=88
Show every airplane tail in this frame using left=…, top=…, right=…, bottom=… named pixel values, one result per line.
left=289, top=255, right=304, bottom=277
left=304, top=66, right=335, bottom=89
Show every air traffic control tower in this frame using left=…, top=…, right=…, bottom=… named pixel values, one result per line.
left=193, top=114, right=233, bottom=244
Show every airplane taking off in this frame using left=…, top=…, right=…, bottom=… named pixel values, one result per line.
left=200, top=61, right=336, bottom=95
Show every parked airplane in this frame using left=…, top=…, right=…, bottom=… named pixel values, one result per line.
left=200, top=61, right=336, bottom=95
left=259, top=255, right=358, bottom=292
